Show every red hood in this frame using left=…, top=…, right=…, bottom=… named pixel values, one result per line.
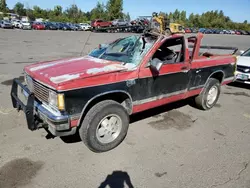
left=24, top=55, right=133, bottom=89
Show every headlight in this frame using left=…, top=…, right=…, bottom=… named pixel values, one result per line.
left=49, top=91, right=58, bottom=107
left=48, top=91, right=65, bottom=110
left=25, top=74, right=34, bottom=92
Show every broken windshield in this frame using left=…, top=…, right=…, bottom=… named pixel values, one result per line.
left=88, top=35, right=157, bottom=65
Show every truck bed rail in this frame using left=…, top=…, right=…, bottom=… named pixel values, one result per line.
left=189, top=45, right=238, bottom=55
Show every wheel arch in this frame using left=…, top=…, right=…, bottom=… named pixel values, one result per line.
left=77, top=90, right=133, bottom=127
left=208, top=70, right=225, bottom=83
left=200, top=70, right=225, bottom=94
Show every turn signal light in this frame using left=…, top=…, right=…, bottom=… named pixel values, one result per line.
left=58, top=94, right=65, bottom=111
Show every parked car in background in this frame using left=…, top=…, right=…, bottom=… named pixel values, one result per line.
left=32, top=22, right=45, bottom=30
left=191, top=28, right=198, bottom=33
left=20, top=21, right=31, bottom=30
left=12, top=20, right=21, bottom=28
left=74, top=24, right=82, bottom=31
left=222, top=30, right=231, bottom=34
left=198, top=28, right=206, bottom=33
left=91, top=19, right=112, bottom=29
left=213, top=29, right=222, bottom=34
left=67, top=23, right=79, bottom=31
left=235, top=48, right=250, bottom=84
left=185, top=28, right=192, bottom=33
left=44, top=22, right=58, bottom=30
left=79, top=23, right=91, bottom=31
left=229, top=30, right=235, bottom=34
left=60, top=23, right=72, bottom=31
left=204, top=29, right=213, bottom=34
left=112, top=19, right=129, bottom=26
left=240, top=30, right=248, bottom=35
left=235, top=30, right=241, bottom=35
left=130, top=18, right=149, bottom=26
left=0, top=20, right=13, bottom=29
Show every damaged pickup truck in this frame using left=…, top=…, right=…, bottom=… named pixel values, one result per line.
left=11, top=32, right=237, bottom=152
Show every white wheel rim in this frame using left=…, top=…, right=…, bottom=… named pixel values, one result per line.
left=96, top=114, right=122, bottom=144
left=207, top=86, right=218, bottom=105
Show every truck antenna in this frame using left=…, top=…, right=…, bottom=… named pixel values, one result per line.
left=80, top=31, right=92, bottom=56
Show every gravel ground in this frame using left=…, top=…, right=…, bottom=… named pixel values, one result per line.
left=0, top=29, right=250, bottom=188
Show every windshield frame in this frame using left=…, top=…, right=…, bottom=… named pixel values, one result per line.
left=88, top=34, right=158, bottom=67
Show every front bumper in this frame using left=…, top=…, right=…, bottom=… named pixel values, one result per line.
left=235, top=71, right=250, bottom=84
left=11, top=78, right=76, bottom=136
left=23, top=25, right=31, bottom=30
left=3, top=25, right=12, bottom=28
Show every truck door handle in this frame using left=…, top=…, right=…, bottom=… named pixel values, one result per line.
left=181, top=66, right=188, bottom=70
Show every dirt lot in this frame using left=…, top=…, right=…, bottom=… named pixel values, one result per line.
left=0, top=29, right=250, bottom=188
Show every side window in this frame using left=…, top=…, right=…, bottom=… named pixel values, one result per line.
left=152, top=37, right=185, bottom=64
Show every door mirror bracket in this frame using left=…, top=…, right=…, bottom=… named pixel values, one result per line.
left=149, top=58, right=163, bottom=72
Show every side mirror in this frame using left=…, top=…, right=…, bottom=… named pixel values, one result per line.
left=149, top=58, right=163, bottom=72
left=240, top=50, right=245, bottom=55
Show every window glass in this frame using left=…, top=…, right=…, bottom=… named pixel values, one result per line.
left=242, top=49, right=250, bottom=57
left=152, top=37, right=185, bottom=64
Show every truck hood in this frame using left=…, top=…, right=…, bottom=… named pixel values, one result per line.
left=237, top=56, right=250, bottom=67
left=24, top=55, right=135, bottom=89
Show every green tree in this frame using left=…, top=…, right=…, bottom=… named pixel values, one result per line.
left=122, top=12, right=130, bottom=21
left=168, top=12, right=173, bottom=22
left=54, top=5, right=62, bottom=16
left=33, top=5, right=43, bottom=18
left=173, top=9, right=180, bottom=21
left=188, top=13, right=194, bottom=27
left=180, top=11, right=186, bottom=22
left=0, top=0, right=8, bottom=13
left=13, top=2, right=26, bottom=16
left=106, top=0, right=123, bottom=20
left=90, top=2, right=106, bottom=20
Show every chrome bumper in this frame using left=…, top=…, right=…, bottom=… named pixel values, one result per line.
left=11, top=78, right=76, bottom=136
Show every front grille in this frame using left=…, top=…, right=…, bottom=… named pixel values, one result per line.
left=237, top=65, right=250, bottom=73
left=25, top=74, right=49, bottom=104
left=33, top=81, right=49, bottom=104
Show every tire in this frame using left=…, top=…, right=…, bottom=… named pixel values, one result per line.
left=79, top=100, right=129, bottom=153
left=194, top=78, right=221, bottom=110
left=165, top=28, right=171, bottom=35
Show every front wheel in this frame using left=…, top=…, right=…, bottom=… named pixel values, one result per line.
left=79, top=100, right=130, bottom=153
left=194, top=78, right=221, bottom=110
left=165, top=28, right=171, bottom=35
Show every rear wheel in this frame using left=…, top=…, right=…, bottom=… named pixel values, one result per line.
left=194, top=78, right=221, bottom=110
left=79, top=100, right=130, bottom=153
left=165, top=28, right=171, bottom=35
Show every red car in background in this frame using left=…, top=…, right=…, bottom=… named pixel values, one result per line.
left=185, top=28, right=192, bottom=33
left=91, top=19, right=112, bottom=29
left=235, top=31, right=241, bottom=35
left=32, top=22, right=45, bottom=30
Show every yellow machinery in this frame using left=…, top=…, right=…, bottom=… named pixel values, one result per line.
left=150, top=12, right=185, bottom=35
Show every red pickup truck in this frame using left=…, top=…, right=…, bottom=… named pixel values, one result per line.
left=91, top=19, right=112, bottom=29
left=11, top=32, right=237, bottom=152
